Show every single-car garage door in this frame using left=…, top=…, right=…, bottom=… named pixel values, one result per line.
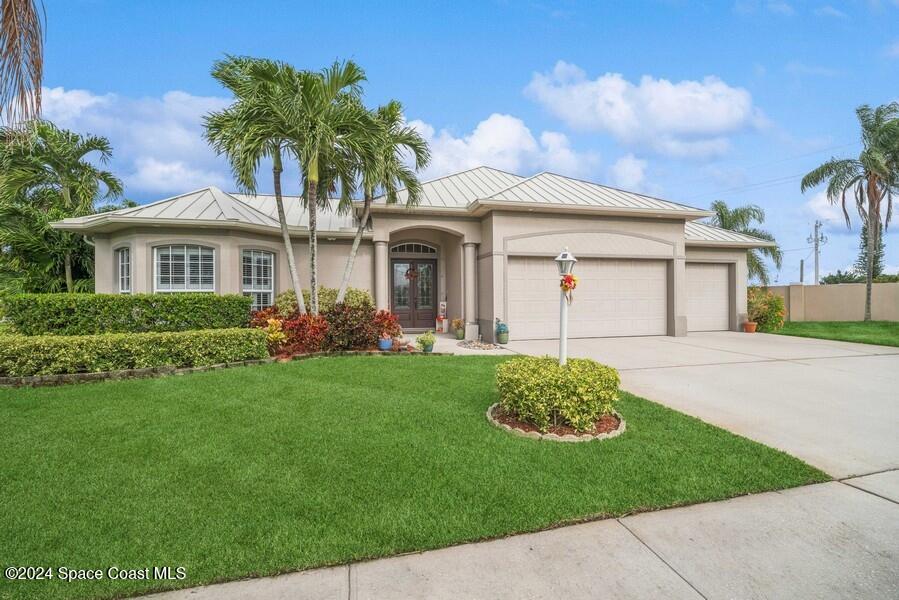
left=507, top=257, right=668, bottom=340
left=686, top=263, right=730, bottom=331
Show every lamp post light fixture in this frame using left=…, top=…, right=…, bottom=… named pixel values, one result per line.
left=554, top=247, right=577, bottom=366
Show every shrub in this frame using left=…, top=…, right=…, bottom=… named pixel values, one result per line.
left=282, top=314, right=329, bottom=354
left=275, top=287, right=373, bottom=315
left=747, top=287, right=785, bottom=332
left=495, top=356, right=620, bottom=432
left=0, top=328, right=268, bottom=377
left=415, top=330, right=436, bottom=350
left=373, top=310, right=402, bottom=339
left=324, top=303, right=377, bottom=350
left=1, top=293, right=252, bottom=336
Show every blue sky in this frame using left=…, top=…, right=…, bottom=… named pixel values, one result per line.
left=42, top=0, right=899, bottom=281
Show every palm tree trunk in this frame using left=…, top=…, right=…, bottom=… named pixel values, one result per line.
left=864, top=176, right=881, bottom=322
left=307, top=178, right=319, bottom=316
left=335, top=191, right=371, bottom=305
left=272, top=151, right=307, bottom=315
left=64, top=251, right=74, bottom=293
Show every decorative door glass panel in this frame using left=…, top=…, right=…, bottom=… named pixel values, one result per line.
left=393, top=262, right=410, bottom=309
left=416, top=263, right=434, bottom=309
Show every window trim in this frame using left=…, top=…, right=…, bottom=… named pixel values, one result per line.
left=241, top=248, right=275, bottom=311
left=390, top=242, right=437, bottom=255
left=152, top=244, right=216, bottom=293
left=115, top=246, right=131, bottom=294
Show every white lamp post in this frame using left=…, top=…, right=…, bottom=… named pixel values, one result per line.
left=554, top=247, right=577, bottom=366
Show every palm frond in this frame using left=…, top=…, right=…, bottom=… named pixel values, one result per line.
left=0, top=0, right=43, bottom=125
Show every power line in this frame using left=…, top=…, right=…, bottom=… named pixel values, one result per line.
left=683, top=173, right=805, bottom=202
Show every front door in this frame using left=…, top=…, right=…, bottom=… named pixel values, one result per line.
left=391, top=259, right=437, bottom=329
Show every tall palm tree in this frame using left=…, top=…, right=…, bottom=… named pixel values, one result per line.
left=709, top=200, right=782, bottom=286
left=0, top=120, right=122, bottom=291
left=204, top=55, right=308, bottom=315
left=335, top=100, right=430, bottom=304
left=801, top=103, right=899, bottom=321
left=0, top=0, right=44, bottom=124
left=285, top=60, right=372, bottom=315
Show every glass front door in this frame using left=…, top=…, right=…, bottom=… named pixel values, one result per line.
left=391, top=259, right=437, bottom=329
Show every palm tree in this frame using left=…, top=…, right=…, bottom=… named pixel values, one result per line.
left=284, top=60, right=372, bottom=315
left=709, top=201, right=783, bottom=285
left=335, top=100, right=430, bottom=305
left=801, top=103, right=899, bottom=321
left=204, top=55, right=308, bottom=315
left=0, top=120, right=122, bottom=291
left=0, top=0, right=44, bottom=124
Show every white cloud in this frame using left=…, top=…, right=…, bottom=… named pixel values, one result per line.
left=814, top=5, right=847, bottom=17
left=408, top=113, right=599, bottom=180
left=42, top=86, right=232, bottom=197
left=524, top=61, right=764, bottom=159
left=885, top=41, right=899, bottom=59
left=803, top=190, right=849, bottom=226
left=609, top=154, right=648, bottom=191
left=767, top=1, right=795, bottom=15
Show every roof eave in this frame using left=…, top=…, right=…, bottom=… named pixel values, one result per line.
left=50, top=217, right=367, bottom=239
left=685, top=239, right=776, bottom=249
left=468, top=199, right=714, bottom=219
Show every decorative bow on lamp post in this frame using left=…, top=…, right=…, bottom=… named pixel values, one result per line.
left=554, top=248, right=577, bottom=366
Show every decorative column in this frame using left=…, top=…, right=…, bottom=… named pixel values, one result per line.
left=374, top=241, right=389, bottom=311
left=463, top=242, right=479, bottom=340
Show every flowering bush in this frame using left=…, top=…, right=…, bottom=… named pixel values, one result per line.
left=250, top=306, right=281, bottom=329
left=495, top=356, right=620, bottom=432
left=323, top=303, right=378, bottom=350
left=373, top=310, right=402, bottom=339
left=263, top=318, right=287, bottom=353
left=282, top=314, right=329, bottom=354
left=747, top=287, right=785, bottom=332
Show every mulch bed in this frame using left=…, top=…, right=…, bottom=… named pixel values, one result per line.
left=493, top=405, right=621, bottom=437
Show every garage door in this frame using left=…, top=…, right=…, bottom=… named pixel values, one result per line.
left=507, top=257, right=668, bottom=340
left=686, top=263, right=730, bottom=331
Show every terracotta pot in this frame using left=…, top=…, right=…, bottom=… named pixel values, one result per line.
left=743, top=321, right=758, bottom=333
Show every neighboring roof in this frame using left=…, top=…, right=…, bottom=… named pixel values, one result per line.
left=232, top=194, right=355, bottom=231
left=685, top=220, right=776, bottom=247
left=377, top=166, right=524, bottom=208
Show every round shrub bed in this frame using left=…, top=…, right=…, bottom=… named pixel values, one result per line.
left=494, top=356, right=623, bottom=439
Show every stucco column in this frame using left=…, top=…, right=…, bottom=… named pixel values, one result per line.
left=669, top=257, right=687, bottom=336
left=374, top=241, right=389, bottom=310
left=463, top=242, right=479, bottom=340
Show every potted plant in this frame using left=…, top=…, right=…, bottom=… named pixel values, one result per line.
left=451, top=317, right=465, bottom=340
left=377, top=332, right=393, bottom=351
left=416, top=330, right=437, bottom=353
left=495, top=318, right=509, bottom=344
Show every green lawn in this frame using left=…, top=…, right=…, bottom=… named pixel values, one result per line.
left=775, top=320, right=899, bottom=347
left=0, top=356, right=827, bottom=600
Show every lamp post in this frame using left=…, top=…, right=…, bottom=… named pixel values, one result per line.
left=554, top=247, right=577, bottom=366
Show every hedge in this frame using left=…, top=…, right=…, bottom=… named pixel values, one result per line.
left=274, top=287, right=373, bottom=315
left=1, top=293, right=253, bottom=335
left=495, top=356, right=620, bottom=432
left=0, top=328, right=268, bottom=377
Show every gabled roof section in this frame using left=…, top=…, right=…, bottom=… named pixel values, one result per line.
left=376, top=166, right=525, bottom=208
left=481, top=172, right=709, bottom=215
left=685, top=220, right=776, bottom=247
left=231, top=194, right=355, bottom=231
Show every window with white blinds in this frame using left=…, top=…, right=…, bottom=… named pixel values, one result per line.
left=242, top=250, right=273, bottom=311
left=116, top=247, right=131, bottom=294
left=154, top=245, right=214, bottom=292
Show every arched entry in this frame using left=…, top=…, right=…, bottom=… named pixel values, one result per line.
left=390, top=241, right=438, bottom=329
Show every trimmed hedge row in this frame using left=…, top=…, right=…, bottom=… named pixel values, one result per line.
left=0, top=328, right=268, bottom=377
left=1, top=293, right=253, bottom=335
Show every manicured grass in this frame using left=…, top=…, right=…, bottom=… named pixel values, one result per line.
left=775, top=320, right=899, bottom=347
left=0, top=356, right=827, bottom=600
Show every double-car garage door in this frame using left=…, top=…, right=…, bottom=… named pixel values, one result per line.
left=507, top=257, right=730, bottom=339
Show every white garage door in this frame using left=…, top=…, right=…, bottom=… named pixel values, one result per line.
left=686, top=263, right=730, bottom=332
left=507, top=257, right=668, bottom=340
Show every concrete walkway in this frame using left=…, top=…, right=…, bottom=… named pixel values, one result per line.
left=147, top=471, right=899, bottom=600
left=507, top=332, right=899, bottom=478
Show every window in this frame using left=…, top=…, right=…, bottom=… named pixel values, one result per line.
left=154, top=245, right=214, bottom=292
left=242, top=250, right=274, bottom=311
left=116, top=247, right=131, bottom=294
left=390, top=242, right=436, bottom=255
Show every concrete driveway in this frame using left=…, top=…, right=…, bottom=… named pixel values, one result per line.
left=507, top=332, right=899, bottom=478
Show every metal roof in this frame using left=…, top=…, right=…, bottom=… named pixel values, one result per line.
left=231, top=194, right=355, bottom=231
left=377, top=166, right=524, bottom=208
left=484, top=172, right=706, bottom=213
left=685, top=220, right=776, bottom=247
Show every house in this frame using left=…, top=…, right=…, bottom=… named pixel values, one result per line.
left=52, top=166, right=773, bottom=342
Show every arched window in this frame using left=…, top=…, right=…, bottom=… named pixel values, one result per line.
left=154, top=244, right=215, bottom=292
left=390, top=242, right=437, bottom=255
left=242, top=249, right=274, bottom=311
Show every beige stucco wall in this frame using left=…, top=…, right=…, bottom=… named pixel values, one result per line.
left=95, top=227, right=373, bottom=297
left=770, top=283, right=899, bottom=321
left=684, top=246, right=749, bottom=329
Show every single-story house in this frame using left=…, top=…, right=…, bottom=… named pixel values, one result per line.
left=52, top=166, right=773, bottom=342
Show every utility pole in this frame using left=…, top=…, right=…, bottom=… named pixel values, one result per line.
left=807, top=220, right=827, bottom=285
left=800, top=259, right=804, bottom=284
